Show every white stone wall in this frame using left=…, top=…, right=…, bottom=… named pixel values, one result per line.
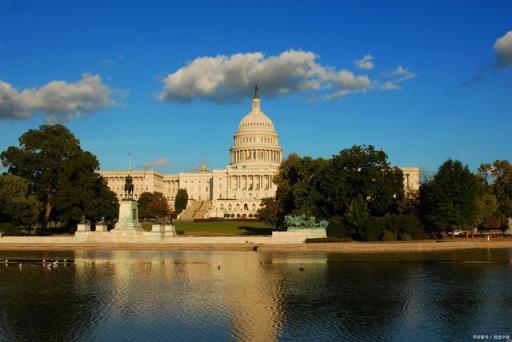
left=178, top=172, right=213, bottom=201
left=400, top=167, right=421, bottom=194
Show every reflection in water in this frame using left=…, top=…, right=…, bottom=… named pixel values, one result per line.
left=0, top=249, right=511, bottom=341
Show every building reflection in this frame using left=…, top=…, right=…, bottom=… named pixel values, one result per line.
left=74, top=250, right=289, bottom=341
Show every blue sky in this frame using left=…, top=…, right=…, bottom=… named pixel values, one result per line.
left=0, top=1, right=511, bottom=174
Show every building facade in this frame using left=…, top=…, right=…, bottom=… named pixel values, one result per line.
left=98, top=92, right=420, bottom=219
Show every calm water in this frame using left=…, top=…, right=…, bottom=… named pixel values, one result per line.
left=0, top=249, right=511, bottom=341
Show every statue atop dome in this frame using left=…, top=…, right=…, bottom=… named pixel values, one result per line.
left=251, top=85, right=261, bottom=112
left=253, top=85, right=259, bottom=99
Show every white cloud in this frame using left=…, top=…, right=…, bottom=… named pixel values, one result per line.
left=494, top=30, right=512, bottom=68
left=389, top=65, right=416, bottom=81
left=0, top=73, right=114, bottom=122
left=354, top=54, right=374, bottom=70
left=143, top=158, right=169, bottom=168
left=378, top=65, right=416, bottom=91
left=159, top=50, right=372, bottom=102
left=381, top=81, right=400, bottom=91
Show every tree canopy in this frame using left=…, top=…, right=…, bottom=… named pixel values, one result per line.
left=0, top=124, right=118, bottom=232
left=419, top=159, right=479, bottom=233
left=138, top=192, right=170, bottom=220
left=479, top=160, right=512, bottom=218
left=264, top=145, right=407, bottom=240
left=0, top=175, right=40, bottom=228
left=174, top=189, right=188, bottom=214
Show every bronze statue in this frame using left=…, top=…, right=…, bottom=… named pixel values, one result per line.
left=253, top=85, right=259, bottom=99
left=124, top=175, right=134, bottom=199
left=284, top=214, right=329, bottom=229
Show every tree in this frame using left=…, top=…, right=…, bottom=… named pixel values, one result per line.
left=420, top=159, right=479, bottom=233
left=475, top=193, right=499, bottom=228
left=319, top=145, right=404, bottom=218
left=273, top=154, right=327, bottom=224
left=52, top=173, right=119, bottom=229
left=0, top=124, right=118, bottom=232
left=271, top=146, right=406, bottom=240
left=0, top=175, right=40, bottom=228
left=479, top=160, right=512, bottom=218
left=174, top=189, right=188, bottom=214
left=138, top=192, right=170, bottom=220
left=257, top=197, right=280, bottom=225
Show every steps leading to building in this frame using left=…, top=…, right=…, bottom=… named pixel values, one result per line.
left=179, top=200, right=212, bottom=220
left=194, top=200, right=212, bottom=219
left=179, top=201, right=201, bottom=221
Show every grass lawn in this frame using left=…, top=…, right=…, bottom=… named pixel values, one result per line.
left=174, top=220, right=274, bottom=236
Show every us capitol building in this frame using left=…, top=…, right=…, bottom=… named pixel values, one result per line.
left=98, top=89, right=420, bottom=219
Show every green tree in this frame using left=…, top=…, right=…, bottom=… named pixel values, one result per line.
left=138, top=192, right=154, bottom=219
left=174, top=189, right=188, bottom=214
left=319, top=145, right=404, bottom=218
left=273, top=154, right=327, bottom=225
left=0, top=124, right=118, bottom=232
left=257, top=197, right=280, bottom=225
left=479, top=160, right=512, bottom=218
left=138, top=192, right=170, bottom=220
left=475, top=193, right=499, bottom=228
left=52, top=173, right=119, bottom=229
left=272, top=146, right=406, bottom=240
left=0, top=175, right=40, bottom=228
left=420, top=159, right=479, bottom=233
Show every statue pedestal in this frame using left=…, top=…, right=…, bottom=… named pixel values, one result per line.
left=75, top=222, right=92, bottom=240
left=164, top=224, right=177, bottom=237
left=113, top=199, right=142, bottom=232
left=96, top=224, right=108, bottom=232
left=272, top=227, right=327, bottom=243
left=151, top=224, right=164, bottom=233
left=76, top=223, right=91, bottom=232
left=146, top=224, right=176, bottom=240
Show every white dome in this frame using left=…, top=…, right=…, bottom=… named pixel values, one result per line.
left=229, top=93, right=282, bottom=169
left=237, top=108, right=277, bottom=135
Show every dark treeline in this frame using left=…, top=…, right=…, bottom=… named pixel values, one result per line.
left=258, top=146, right=512, bottom=241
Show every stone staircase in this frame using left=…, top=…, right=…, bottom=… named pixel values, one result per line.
left=179, top=201, right=201, bottom=220
left=179, top=200, right=212, bottom=220
left=195, top=200, right=212, bottom=219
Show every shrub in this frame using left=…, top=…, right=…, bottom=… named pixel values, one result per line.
left=382, top=229, right=397, bottom=241
left=326, top=215, right=347, bottom=237
left=363, top=217, right=385, bottom=241
left=0, top=222, right=20, bottom=236
left=399, top=233, right=413, bottom=241
left=385, top=214, right=425, bottom=240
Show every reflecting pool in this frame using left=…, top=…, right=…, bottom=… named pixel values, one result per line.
left=0, top=249, right=511, bottom=341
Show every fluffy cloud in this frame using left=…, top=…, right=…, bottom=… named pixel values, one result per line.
left=143, top=158, right=169, bottom=168
left=159, top=50, right=372, bottom=102
left=354, top=54, right=374, bottom=70
left=0, top=74, right=114, bottom=122
left=494, top=30, right=512, bottom=68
